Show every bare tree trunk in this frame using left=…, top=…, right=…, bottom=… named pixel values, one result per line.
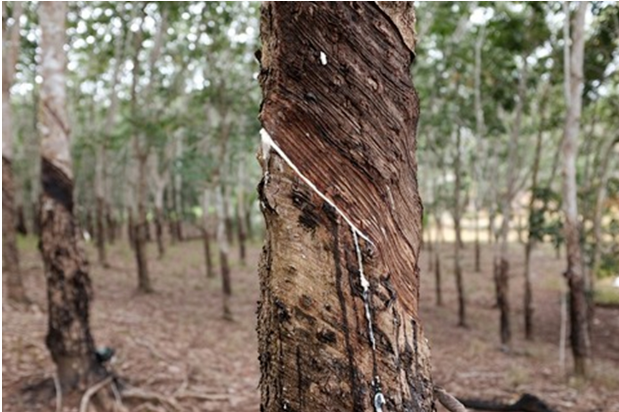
left=453, top=128, right=466, bottom=327
left=134, top=153, right=153, bottom=293
left=216, top=184, right=232, bottom=320
left=561, top=1, right=590, bottom=377
left=201, top=188, right=215, bottom=278
left=127, top=206, right=135, bottom=250
left=38, top=1, right=108, bottom=393
left=435, top=252, right=443, bottom=307
left=236, top=158, right=248, bottom=265
left=494, top=57, right=527, bottom=348
left=95, top=196, right=108, bottom=266
left=105, top=203, right=115, bottom=244
left=523, top=84, right=549, bottom=341
left=2, top=1, right=29, bottom=304
left=257, top=3, right=434, bottom=411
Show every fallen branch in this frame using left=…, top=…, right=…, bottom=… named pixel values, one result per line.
left=79, top=376, right=114, bottom=412
left=434, top=386, right=468, bottom=412
left=458, top=393, right=556, bottom=412
left=175, top=391, right=229, bottom=401
left=122, top=387, right=181, bottom=412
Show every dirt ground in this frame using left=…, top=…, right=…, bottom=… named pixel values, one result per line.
left=3, top=235, right=618, bottom=411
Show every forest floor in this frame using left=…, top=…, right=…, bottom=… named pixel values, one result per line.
left=3, top=235, right=619, bottom=412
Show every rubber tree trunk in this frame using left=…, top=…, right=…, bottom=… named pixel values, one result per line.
left=236, top=158, right=248, bottom=265
left=216, top=184, right=232, bottom=320
left=38, top=1, right=107, bottom=392
left=523, top=84, right=548, bottom=341
left=561, top=1, right=590, bottom=377
left=257, top=3, right=434, bottom=411
left=435, top=253, right=443, bottom=307
left=3, top=1, right=29, bottom=305
left=453, top=128, right=466, bottom=327
left=494, top=56, right=527, bottom=348
left=202, top=188, right=215, bottom=278
left=134, top=154, right=153, bottom=293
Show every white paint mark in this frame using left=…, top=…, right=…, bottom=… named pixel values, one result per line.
left=320, top=51, right=328, bottom=65
left=260, top=127, right=382, bottom=397
left=260, top=128, right=371, bottom=243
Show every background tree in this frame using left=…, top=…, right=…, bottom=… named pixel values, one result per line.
left=3, top=1, right=30, bottom=305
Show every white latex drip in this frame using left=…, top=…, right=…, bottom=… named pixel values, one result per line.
left=260, top=127, right=383, bottom=407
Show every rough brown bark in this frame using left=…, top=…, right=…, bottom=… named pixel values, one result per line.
left=38, top=1, right=107, bottom=393
left=257, top=3, right=434, bottom=411
left=561, top=2, right=590, bottom=377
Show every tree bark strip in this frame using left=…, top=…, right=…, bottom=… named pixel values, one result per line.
left=257, top=3, right=434, bottom=411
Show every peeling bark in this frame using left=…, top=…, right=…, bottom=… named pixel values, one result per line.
left=257, top=3, right=434, bottom=411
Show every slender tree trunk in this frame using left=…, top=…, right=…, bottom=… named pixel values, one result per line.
left=155, top=206, right=165, bottom=259
left=202, top=188, right=215, bottom=278
left=2, top=1, right=29, bottom=305
left=494, top=57, right=527, bottom=347
left=453, top=128, right=466, bottom=327
left=523, top=84, right=549, bottom=341
left=561, top=1, right=590, bottom=377
left=134, top=154, right=152, bottom=293
left=153, top=180, right=167, bottom=259
left=224, top=181, right=234, bottom=246
left=95, top=196, right=108, bottom=267
left=435, top=252, right=443, bottom=307
left=105, top=204, right=115, bottom=244
left=127, top=206, right=135, bottom=250
left=237, top=158, right=248, bottom=265
left=216, top=183, right=232, bottom=320
left=257, top=3, right=434, bottom=411
left=38, top=2, right=108, bottom=392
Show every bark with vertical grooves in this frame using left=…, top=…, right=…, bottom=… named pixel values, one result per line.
left=257, top=3, right=434, bottom=411
left=38, top=1, right=109, bottom=393
left=561, top=1, right=590, bottom=377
